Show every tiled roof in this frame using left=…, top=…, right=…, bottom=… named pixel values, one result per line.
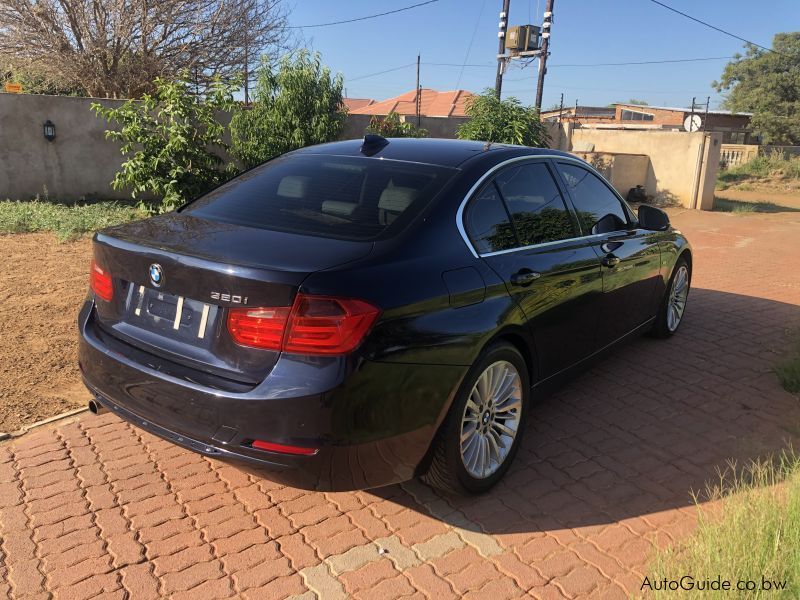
left=348, top=89, right=474, bottom=118
left=343, top=97, right=376, bottom=111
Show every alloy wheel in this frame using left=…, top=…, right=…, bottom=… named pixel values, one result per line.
left=667, top=265, right=689, bottom=332
left=459, top=360, right=522, bottom=479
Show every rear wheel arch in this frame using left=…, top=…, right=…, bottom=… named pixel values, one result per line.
left=488, top=329, right=538, bottom=386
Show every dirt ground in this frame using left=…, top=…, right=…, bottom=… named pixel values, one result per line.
left=0, top=234, right=91, bottom=432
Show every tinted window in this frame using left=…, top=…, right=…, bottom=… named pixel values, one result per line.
left=494, top=163, right=576, bottom=246
left=185, top=154, right=455, bottom=241
left=465, top=183, right=517, bottom=254
left=557, top=163, right=629, bottom=234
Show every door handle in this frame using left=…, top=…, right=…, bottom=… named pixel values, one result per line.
left=602, top=254, right=620, bottom=268
left=510, top=270, right=541, bottom=286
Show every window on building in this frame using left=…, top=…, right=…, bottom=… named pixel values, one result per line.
left=620, top=109, right=655, bottom=122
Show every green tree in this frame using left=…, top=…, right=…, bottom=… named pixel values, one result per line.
left=92, top=77, right=236, bottom=212
left=230, top=51, right=346, bottom=168
left=714, top=33, right=800, bottom=144
left=365, top=112, right=428, bottom=138
left=457, top=90, right=550, bottom=147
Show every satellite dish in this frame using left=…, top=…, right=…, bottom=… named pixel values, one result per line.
left=684, top=114, right=702, bottom=132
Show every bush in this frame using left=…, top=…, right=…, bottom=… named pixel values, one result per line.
left=92, top=77, right=237, bottom=213
left=230, top=51, right=346, bottom=169
left=457, top=89, right=550, bottom=147
left=366, top=112, right=428, bottom=138
left=0, top=200, right=146, bottom=241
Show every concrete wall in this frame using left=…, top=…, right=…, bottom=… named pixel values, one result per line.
left=564, top=127, right=722, bottom=209
left=0, top=93, right=472, bottom=200
left=573, top=152, right=650, bottom=200
left=0, top=93, right=721, bottom=209
left=0, top=94, right=128, bottom=200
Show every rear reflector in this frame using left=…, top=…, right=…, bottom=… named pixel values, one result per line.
left=227, top=294, right=380, bottom=355
left=251, top=439, right=319, bottom=456
left=90, top=259, right=113, bottom=302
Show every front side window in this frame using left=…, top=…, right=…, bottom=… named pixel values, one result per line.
left=185, top=154, right=456, bottom=241
left=557, top=163, right=629, bottom=235
left=494, top=163, right=576, bottom=246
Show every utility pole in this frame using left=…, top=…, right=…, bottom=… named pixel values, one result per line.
left=556, top=92, right=564, bottom=149
left=416, top=54, right=421, bottom=128
left=534, top=0, right=554, bottom=110
left=494, top=0, right=511, bottom=99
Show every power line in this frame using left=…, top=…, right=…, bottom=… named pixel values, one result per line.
left=289, top=0, right=440, bottom=29
left=423, top=56, right=735, bottom=70
left=548, top=56, right=735, bottom=67
left=347, top=63, right=416, bottom=82
left=455, top=0, right=488, bottom=89
left=646, top=0, right=776, bottom=54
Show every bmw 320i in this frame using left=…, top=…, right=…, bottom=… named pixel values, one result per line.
left=78, top=136, right=691, bottom=493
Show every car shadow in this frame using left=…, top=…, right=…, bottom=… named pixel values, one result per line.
left=367, top=287, right=800, bottom=534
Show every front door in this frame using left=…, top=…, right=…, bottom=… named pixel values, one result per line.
left=554, top=161, right=662, bottom=346
left=463, top=160, right=604, bottom=379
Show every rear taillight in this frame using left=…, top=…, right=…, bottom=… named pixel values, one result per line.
left=227, top=306, right=290, bottom=351
left=90, top=259, right=113, bottom=302
left=227, top=294, right=380, bottom=355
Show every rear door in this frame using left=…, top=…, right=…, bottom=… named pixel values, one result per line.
left=554, top=161, right=662, bottom=346
left=463, top=159, right=604, bottom=379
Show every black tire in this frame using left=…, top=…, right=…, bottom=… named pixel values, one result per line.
left=421, top=342, right=530, bottom=494
left=650, top=256, right=691, bottom=338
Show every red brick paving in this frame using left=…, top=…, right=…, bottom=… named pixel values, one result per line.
left=1, top=207, right=799, bottom=599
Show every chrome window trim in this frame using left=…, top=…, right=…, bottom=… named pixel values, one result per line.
left=478, top=233, right=609, bottom=258
left=455, top=154, right=634, bottom=258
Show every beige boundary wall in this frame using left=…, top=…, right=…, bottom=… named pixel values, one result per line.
left=556, top=126, right=721, bottom=209
left=0, top=93, right=719, bottom=209
left=0, top=94, right=128, bottom=201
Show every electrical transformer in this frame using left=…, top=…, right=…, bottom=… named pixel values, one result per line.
left=505, top=25, right=541, bottom=52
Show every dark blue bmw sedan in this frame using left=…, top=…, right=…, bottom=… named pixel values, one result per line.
left=78, top=136, right=691, bottom=493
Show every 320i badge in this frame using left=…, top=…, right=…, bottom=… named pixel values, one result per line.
left=78, top=136, right=692, bottom=493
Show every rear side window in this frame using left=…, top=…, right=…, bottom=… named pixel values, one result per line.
left=494, top=163, right=577, bottom=246
left=464, top=183, right=517, bottom=254
left=557, top=163, right=629, bottom=235
left=185, top=154, right=455, bottom=241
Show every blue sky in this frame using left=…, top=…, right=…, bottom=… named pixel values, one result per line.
left=287, top=0, right=798, bottom=110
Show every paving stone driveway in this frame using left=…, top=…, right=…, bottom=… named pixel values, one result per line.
left=2, top=207, right=800, bottom=600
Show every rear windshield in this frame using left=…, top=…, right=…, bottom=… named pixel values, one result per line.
left=184, top=154, right=456, bottom=241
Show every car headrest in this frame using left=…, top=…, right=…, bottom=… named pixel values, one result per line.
left=277, top=176, right=310, bottom=199
left=378, top=186, right=417, bottom=215
left=321, top=201, right=358, bottom=217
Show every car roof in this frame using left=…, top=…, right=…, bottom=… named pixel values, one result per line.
left=295, top=137, right=577, bottom=168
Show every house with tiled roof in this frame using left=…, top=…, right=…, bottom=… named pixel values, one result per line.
left=347, top=89, right=474, bottom=118
left=343, top=97, right=376, bottom=112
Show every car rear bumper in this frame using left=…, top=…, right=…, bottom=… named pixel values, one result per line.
left=78, top=300, right=467, bottom=491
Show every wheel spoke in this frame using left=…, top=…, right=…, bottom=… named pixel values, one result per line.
left=492, top=421, right=516, bottom=437
left=495, top=397, right=521, bottom=415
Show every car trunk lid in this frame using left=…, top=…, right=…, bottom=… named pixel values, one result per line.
left=90, top=213, right=373, bottom=385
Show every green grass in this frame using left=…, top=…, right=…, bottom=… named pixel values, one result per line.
left=776, top=335, right=800, bottom=395
left=718, top=150, right=800, bottom=189
left=713, top=198, right=800, bottom=213
left=647, top=452, right=800, bottom=599
left=0, top=200, right=147, bottom=241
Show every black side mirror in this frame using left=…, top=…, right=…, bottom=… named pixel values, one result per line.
left=637, top=204, right=670, bottom=231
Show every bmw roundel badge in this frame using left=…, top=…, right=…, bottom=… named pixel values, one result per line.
left=149, top=263, right=163, bottom=288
